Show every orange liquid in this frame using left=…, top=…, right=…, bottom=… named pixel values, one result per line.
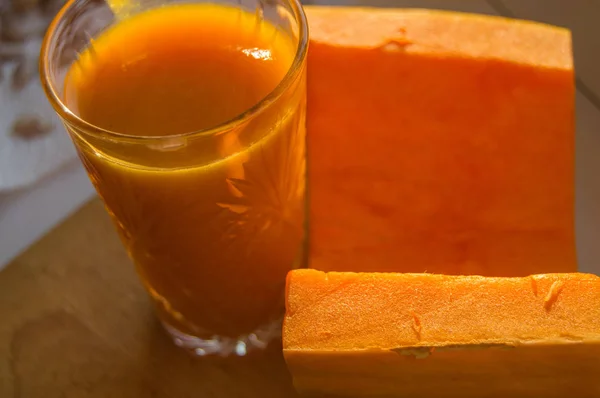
left=63, top=4, right=306, bottom=337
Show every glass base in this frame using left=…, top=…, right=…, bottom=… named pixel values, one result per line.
left=161, top=317, right=282, bottom=357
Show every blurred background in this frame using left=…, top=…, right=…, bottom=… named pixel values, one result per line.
left=0, top=0, right=598, bottom=274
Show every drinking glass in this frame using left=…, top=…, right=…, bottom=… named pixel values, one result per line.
left=40, top=0, right=308, bottom=356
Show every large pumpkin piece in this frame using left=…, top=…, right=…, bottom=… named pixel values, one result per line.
left=306, top=6, right=576, bottom=276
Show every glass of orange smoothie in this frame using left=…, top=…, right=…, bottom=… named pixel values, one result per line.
left=40, top=0, right=308, bottom=356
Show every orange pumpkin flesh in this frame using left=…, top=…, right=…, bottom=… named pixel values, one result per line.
left=283, top=270, right=600, bottom=397
left=284, top=8, right=591, bottom=396
left=306, top=6, right=576, bottom=276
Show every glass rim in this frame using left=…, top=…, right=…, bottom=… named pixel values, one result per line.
left=39, top=0, right=309, bottom=142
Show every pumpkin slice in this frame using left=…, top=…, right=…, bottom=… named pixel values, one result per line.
left=283, top=269, right=600, bottom=397
left=306, top=6, right=576, bottom=276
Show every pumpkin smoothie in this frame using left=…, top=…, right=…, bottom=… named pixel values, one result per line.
left=62, top=3, right=307, bottom=341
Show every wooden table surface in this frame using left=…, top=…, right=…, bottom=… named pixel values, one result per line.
left=0, top=198, right=297, bottom=398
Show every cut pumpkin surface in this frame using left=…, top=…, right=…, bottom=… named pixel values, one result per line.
left=306, top=6, right=576, bottom=276
left=283, top=269, right=600, bottom=397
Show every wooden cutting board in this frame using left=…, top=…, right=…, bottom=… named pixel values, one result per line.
left=0, top=198, right=297, bottom=397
